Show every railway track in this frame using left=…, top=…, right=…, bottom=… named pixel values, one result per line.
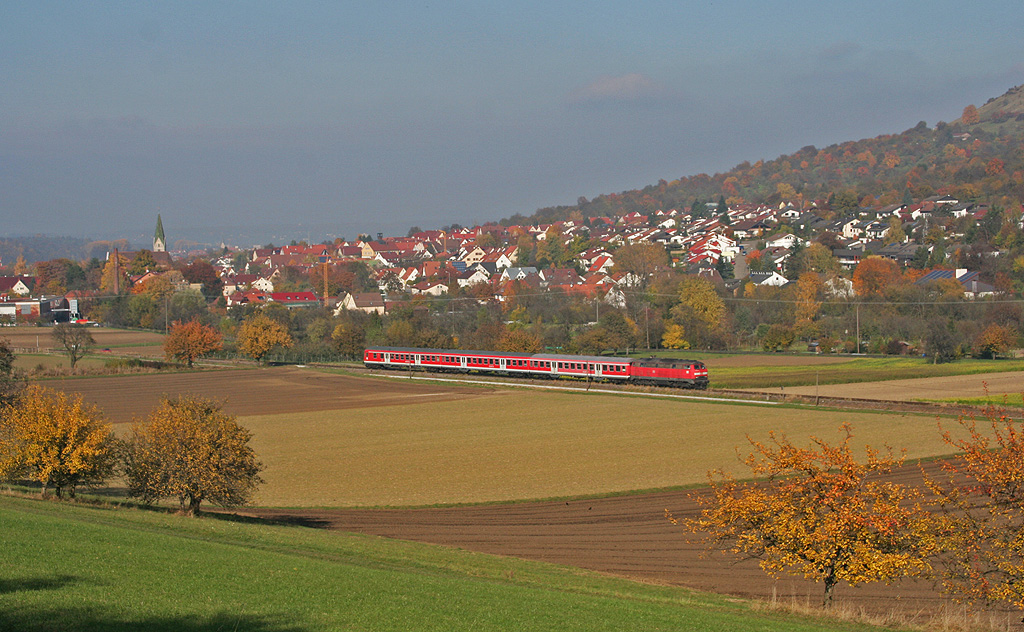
left=312, top=362, right=993, bottom=416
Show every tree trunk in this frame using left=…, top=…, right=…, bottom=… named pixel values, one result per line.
left=822, top=577, right=836, bottom=608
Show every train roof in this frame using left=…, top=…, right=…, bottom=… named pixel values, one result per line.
left=632, top=356, right=706, bottom=367
left=365, top=346, right=633, bottom=364
left=532, top=353, right=633, bottom=364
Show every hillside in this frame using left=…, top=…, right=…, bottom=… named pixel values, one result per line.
left=0, top=494, right=871, bottom=632
left=509, top=84, right=1024, bottom=225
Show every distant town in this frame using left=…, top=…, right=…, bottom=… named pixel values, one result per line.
left=1, top=193, right=1021, bottom=358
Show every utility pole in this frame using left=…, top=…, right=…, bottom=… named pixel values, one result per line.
left=645, top=302, right=650, bottom=349
left=113, top=248, right=120, bottom=295
left=855, top=303, right=861, bottom=354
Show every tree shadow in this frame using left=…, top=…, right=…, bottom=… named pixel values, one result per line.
left=204, top=509, right=335, bottom=530
left=0, top=574, right=79, bottom=594
left=0, top=607, right=311, bottom=632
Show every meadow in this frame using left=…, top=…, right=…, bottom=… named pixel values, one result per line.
left=0, top=494, right=883, bottom=632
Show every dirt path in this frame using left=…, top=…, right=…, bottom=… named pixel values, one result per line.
left=236, top=461, right=975, bottom=616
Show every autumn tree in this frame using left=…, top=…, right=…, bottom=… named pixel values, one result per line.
left=680, top=425, right=937, bottom=607
left=928, top=408, right=1024, bottom=609
left=852, top=256, right=901, bottom=298
left=661, top=323, right=689, bottom=349
left=123, top=396, right=263, bottom=516
left=164, top=319, right=223, bottom=367
left=611, top=242, right=669, bottom=290
left=972, top=323, right=1017, bottom=359
left=792, top=273, right=823, bottom=331
left=331, top=321, right=366, bottom=359
left=495, top=328, right=543, bottom=353
left=51, top=322, right=95, bottom=368
left=0, top=385, right=116, bottom=498
left=181, top=259, right=224, bottom=299
left=670, top=277, right=726, bottom=348
left=761, top=323, right=795, bottom=352
left=236, top=312, right=293, bottom=364
left=960, top=104, right=979, bottom=125
left=99, top=253, right=131, bottom=294
left=883, top=216, right=906, bottom=245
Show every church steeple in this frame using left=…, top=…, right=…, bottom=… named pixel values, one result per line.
left=153, top=214, right=166, bottom=252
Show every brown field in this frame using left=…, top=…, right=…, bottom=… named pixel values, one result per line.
left=47, top=367, right=484, bottom=425
left=772, top=370, right=1024, bottom=402
left=237, top=461, right=982, bottom=617
left=49, top=368, right=964, bottom=506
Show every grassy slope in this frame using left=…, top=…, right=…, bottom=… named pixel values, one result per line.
left=0, top=495, right=880, bottom=632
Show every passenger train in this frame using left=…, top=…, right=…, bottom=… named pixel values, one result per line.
left=363, top=346, right=709, bottom=389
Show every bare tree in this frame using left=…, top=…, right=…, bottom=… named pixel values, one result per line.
left=51, top=323, right=95, bottom=368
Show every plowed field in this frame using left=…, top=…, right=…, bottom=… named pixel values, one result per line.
left=236, top=461, right=967, bottom=616
left=48, top=367, right=484, bottom=424
left=771, top=370, right=1024, bottom=402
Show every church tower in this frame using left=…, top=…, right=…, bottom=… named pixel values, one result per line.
left=153, top=214, right=166, bottom=252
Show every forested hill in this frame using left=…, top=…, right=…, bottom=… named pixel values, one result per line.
left=504, top=84, right=1024, bottom=225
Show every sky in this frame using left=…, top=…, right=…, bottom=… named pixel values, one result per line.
left=3, top=1, right=1024, bottom=247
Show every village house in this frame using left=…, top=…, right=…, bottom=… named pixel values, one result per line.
left=335, top=292, right=386, bottom=315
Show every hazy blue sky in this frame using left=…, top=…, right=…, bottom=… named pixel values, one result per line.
left=3, top=2, right=1023, bottom=245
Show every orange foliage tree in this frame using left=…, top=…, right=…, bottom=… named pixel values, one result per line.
left=0, top=385, right=116, bottom=498
left=678, top=424, right=938, bottom=607
left=123, top=396, right=263, bottom=516
left=495, top=328, right=542, bottom=353
left=928, top=408, right=1024, bottom=609
left=972, top=323, right=1018, bottom=359
left=164, top=319, right=223, bottom=367
left=961, top=104, right=979, bottom=125
left=852, top=256, right=901, bottom=298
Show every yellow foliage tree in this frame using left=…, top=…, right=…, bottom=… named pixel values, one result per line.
left=164, top=319, right=223, bottom=367
left=0, top=385, right=115, bottom=498
left=672, top=277, right=725, bottom=330
left=679, top=425, right=938, bottom=607
left=236, top=313, right=292, bottom=364
left=792, top=272, right=823, bottom=326
left=99, top=253, right=131, bottom=294
left=661, top=323, right=689, bottom=349
left=123, top=396, right=263, bottom=516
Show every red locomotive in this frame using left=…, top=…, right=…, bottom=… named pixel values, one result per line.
left=362, top=346, right=709, bottom=389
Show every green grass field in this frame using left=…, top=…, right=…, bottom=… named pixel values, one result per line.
left=706, top=357, right=1024, bottom=389
left=12, top=353, right=112, bottom=372
left=0, top=494, right=890, bottom=632
left=923, top=393, right=1024, bottom=407
left=239, top=390, right=959, bottom=507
